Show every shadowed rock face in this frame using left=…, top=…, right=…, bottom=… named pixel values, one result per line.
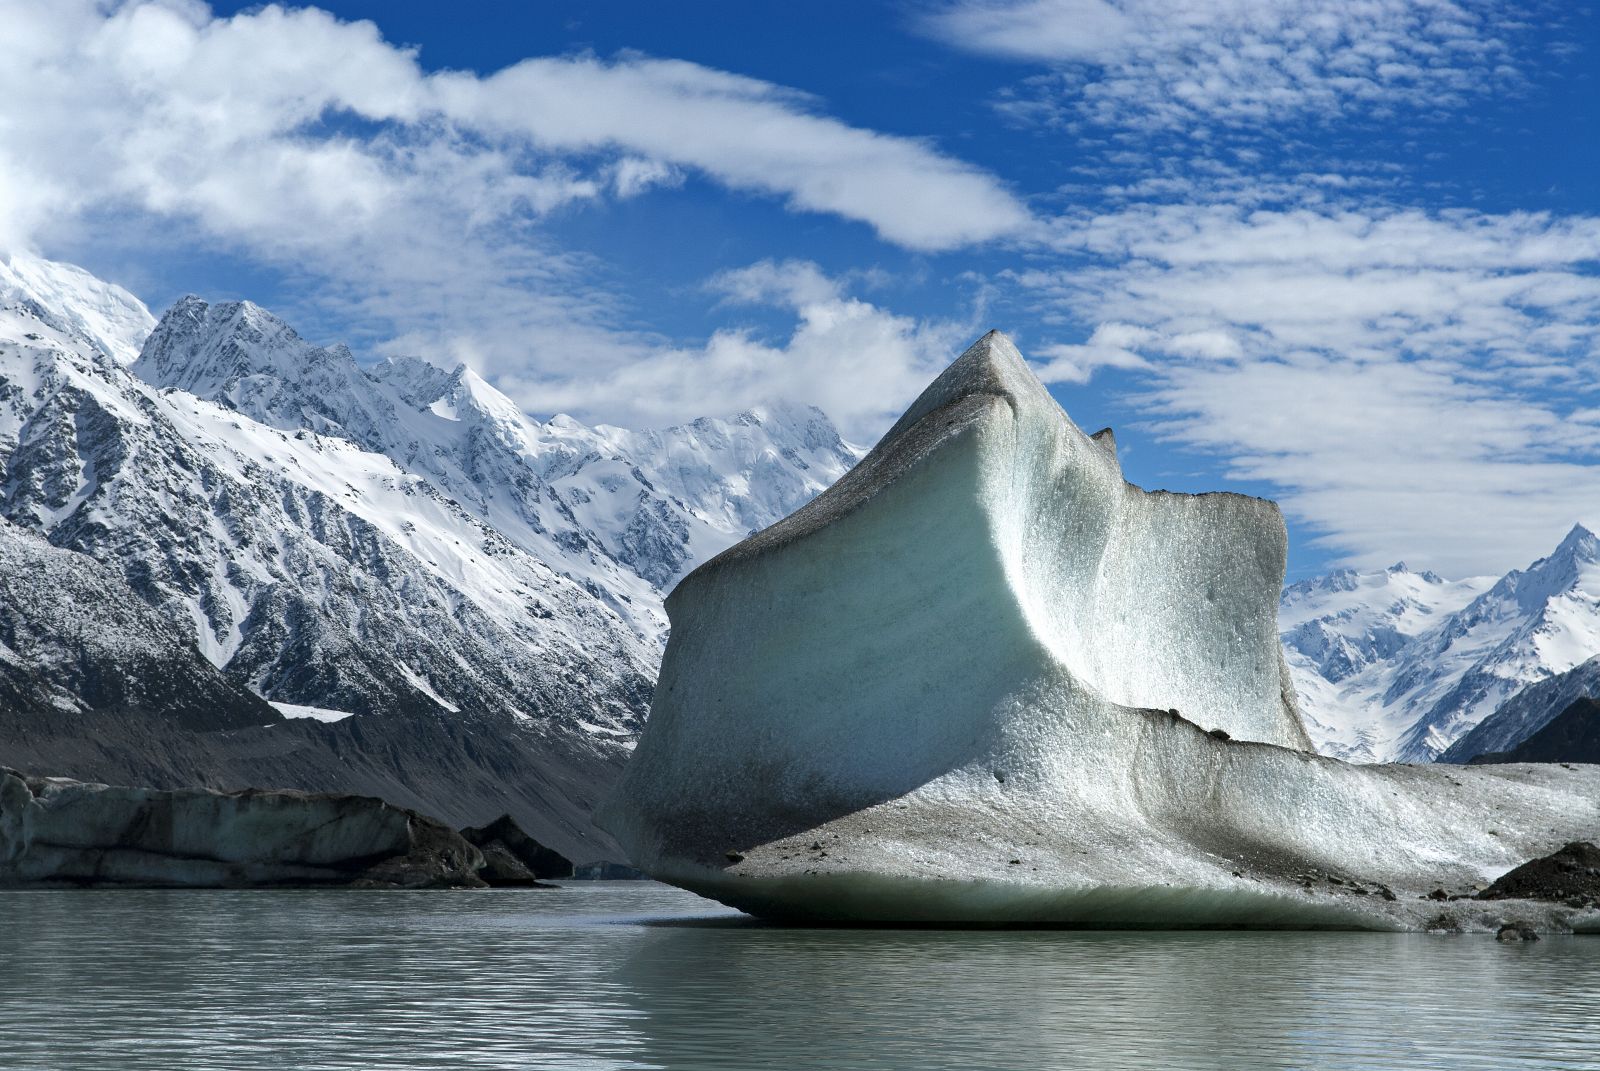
left=461, top=815, right=574, bottom=880
left=0, top=769, right=486, bottom=888
left=0, top=518, right=278, bottom=733
left=1467, top=698, right=1600, bottom=766
left=600, top=332, right=1600, bottom=931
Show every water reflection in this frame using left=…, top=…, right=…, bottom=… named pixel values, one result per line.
left=1, top=885, right=1597, bottom=1071
left=617, top=921, right=1600, bottom=1070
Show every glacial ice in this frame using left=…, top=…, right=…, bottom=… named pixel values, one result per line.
left=601, top=332, right=1600, bottom=930
left=0, top=770, right=484, bottom=888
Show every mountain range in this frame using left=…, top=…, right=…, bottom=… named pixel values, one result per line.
left=0, top=251, right=858, bottom=860
left=2, top=250, right=1597, bottom=863
left=1282, top=525, right=1600, bottom=762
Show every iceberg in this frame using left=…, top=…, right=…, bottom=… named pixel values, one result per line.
left=600, top=332, right=1600, bottom=930
left=0, top=769, right=486, bottom=888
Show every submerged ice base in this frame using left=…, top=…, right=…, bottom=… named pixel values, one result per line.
left=600, top=332, right=1600, bottom=931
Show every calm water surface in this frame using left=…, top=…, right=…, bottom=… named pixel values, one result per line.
left=1, top=882, right=1598, bottom=1070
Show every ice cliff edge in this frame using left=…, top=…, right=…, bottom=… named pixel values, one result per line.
left=600, top=332, right=1600, bottom=929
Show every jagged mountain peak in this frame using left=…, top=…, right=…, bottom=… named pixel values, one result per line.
left=1474, top=521, right=1600, bottom=618
left=141, top=300, right=536, bottom=453
left=133, top=293, right=364, bottom=401
left=1548, top=522, right=1600, bottom=566
left=663, top=398, right=858, bottom=463
left=127, top=291, right=860, bottom=581
left=372, top=354, right=455, bottom=408
left=1380, top=561, right=1448, bottom=584
left=156, top=293, right=287, bottom=341
left=1522, top=522, right=1598, bottom=576
left=372, top=356, right=524, bottom=429
left=1284, top=567, right=1359, bottom=598
left=446, top=363, right=529, bottom=427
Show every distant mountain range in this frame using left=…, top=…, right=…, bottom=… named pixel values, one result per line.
left=0, top=252, right=858, bottom=860
left=1282, top=525, right=1600, bottom=763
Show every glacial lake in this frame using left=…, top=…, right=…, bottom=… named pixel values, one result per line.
left=3, top=882, right=1598, bottom=1070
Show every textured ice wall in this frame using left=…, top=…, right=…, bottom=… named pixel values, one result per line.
left=0, top=770, right=484, bottom=887
left=600, top=333, right=1600, bottom=930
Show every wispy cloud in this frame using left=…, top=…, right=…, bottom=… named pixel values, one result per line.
left=1020, top=202, right=1600, bottom=573
left=919, top=0, right=1523, bottom=130
left=0, top=0, right=1028, bottom=429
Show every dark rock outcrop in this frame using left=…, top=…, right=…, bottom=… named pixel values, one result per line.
left=472, top=842, right=546, bottom=886
left=1443, top=660, right=1600, bottom=763
left=460, top=814, right=572, bottom=883
left=1467, top=698, right=1600, bottom=765
left=1479, top=841, right=1600, bottom=907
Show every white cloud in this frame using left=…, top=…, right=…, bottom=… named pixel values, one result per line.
left=919, top=0, right=1136, bottom=63
left=0, top=0, right=1028, bottom=427
left=3, top=1, right=1029, bottom=249
left=1033, top=322, right=1155, bottom=382
left=506, top=259, right=979, bottom=441
left=920, top=0, right=1520, bottom=129
left=710, top=259, right=845, bottom=308
left=1034, top=320, right=1249, bottom=382
left=1021, top=202, right=1600, bottom=575
left=609, top=158, right=683, bottom=199
left=435, top=55, right=1032, bottom=250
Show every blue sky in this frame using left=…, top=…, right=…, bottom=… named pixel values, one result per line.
left=3, top=1, right=1598, bottom=578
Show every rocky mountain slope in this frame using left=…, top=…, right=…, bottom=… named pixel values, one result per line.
left=0, top=516, right=276, bottom=734
left=0, top=251, right=859, bottom=860
left=1439, top=655, right=1600, bottom=763
left=1462, top=698, right=1600, bottom=765
left=1284, top=526, right=1600, bottom=762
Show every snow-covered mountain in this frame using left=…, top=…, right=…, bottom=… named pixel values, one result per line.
left=1284, top=526, right=1600, bottom=762
left=0, top=251, right=860, bottom=859
left=0, top=253, right=154, bottom=363
left=1280, top=564, right=1493, bottom=759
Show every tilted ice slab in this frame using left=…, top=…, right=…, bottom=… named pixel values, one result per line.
left=601, top=333, right=1600, bottom=930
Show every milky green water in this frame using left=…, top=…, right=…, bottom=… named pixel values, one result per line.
left=2, top=883, right=1598, bottom=1070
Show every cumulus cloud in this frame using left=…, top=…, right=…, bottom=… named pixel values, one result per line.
left=920, top=0, right=1521, bottom=130
left=0, top=0, right=1027, bottom=426
left=1020, top=202, right=1600, bottom=574
left=505, top=259, right=978, bottom=441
